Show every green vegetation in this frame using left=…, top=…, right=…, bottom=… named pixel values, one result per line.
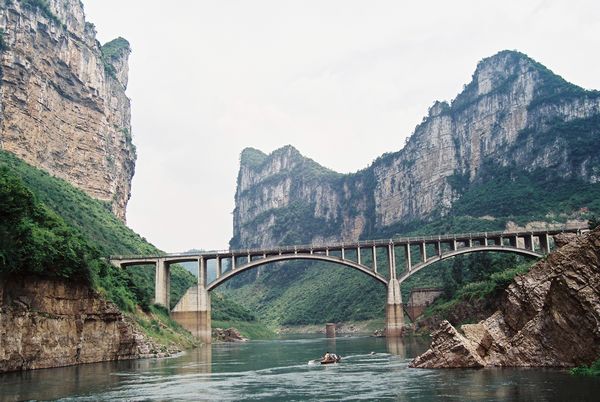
left=212, top=292, right=257, bottom=322
left=212, top=320, right=276, bottom=340
left=590, top=216, right=600, bottom=230
left=0, top=151, right=190, bottom=312
left=447, top=164, right=600, bottom=224
left=0, top=29, right=7, bottom=52
left=135, top=304, right=198, bottom=349
left=571, top=359, right=600, bottom=376
left=0, top=151, right=258, bottom=336
left=224, top=260, right=386, bottom=326
left=424, top=262, right=531, bottom=319
left=239, top=147, right=268, bottom=169
left=100, top=37, right=130, bottom=78
left=0, top=167, right=93, bottom=283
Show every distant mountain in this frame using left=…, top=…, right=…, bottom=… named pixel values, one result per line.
left=232, top=50, right=599, bottom=249
left=226, top=50, right=600, bottom=325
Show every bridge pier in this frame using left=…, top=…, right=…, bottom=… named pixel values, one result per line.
left=385, top=243, right=404, bottom=337
left=385, top=278, right=404, bottom=337
left=155, top=258, right=170, bottom=308
left=171, top=285, right=211, bottom=344
left=171, top=257, right=211, bottom=344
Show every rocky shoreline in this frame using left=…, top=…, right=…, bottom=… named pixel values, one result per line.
left=411, top=228, right=600, bottom=369
left=0, top=278, right=181, bottom=373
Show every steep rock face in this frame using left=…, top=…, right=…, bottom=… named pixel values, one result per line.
left=232, top=51, right=600, bottom=247
left=0, top=0, right=135, bottom=220
left=0, top=277, right=162, bottom=373
left=410, top=228, right=600, bottom=368
left=232, top=146, right=372, bottom=247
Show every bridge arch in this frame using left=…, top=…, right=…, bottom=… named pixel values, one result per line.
left=397, top=245, right=543, bottom=283
left=206, top=253, right=388, bottom=291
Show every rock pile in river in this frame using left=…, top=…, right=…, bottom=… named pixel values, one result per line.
left=213, top=327, right=248, bottom=342
left=410, top=227, right=600, bottom=368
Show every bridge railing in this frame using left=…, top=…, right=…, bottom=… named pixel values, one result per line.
left=109, top=226, right=586, bottom=261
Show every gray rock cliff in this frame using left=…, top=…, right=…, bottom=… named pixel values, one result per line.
left=0, top=0, right=135, bottom=221
left=232, top=51, right=600, bottom=248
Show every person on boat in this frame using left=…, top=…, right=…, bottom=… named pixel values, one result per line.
left=323, top=352, right=331, bottom=361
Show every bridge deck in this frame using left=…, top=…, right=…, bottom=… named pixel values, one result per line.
left=110, top=227, right=586, bottom=261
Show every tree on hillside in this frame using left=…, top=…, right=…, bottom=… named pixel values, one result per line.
left=590, top=216, right=600, bottom=230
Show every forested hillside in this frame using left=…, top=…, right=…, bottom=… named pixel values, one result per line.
left=0, top=151, right=256, bottom=329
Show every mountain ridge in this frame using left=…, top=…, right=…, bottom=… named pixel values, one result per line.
left=231, top=50, right=600, bottom=250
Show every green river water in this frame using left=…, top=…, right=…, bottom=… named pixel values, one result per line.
left=1, top=335, right=599, bottom=401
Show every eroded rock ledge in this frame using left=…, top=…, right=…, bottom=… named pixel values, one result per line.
left=0, top=278, right=168, bottom=373
left=410, top=227, right=600, bottom=369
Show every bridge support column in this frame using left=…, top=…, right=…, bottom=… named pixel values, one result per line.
left=372, top=246, right=378, bottom=273
left=419, top=242, right=426, bottom=263
left=171, top=285, right=211, bottom=344
left=539, top=233, right=550, bottom=254
left=216, top=257, right=222, bottom=278
left=524, top=234, right=534, bottom=251
left=385, top=278, right=404, bottom=337
left=154, top=258, right=170, bottom=309
left=404, top=244, right=412, bottom=271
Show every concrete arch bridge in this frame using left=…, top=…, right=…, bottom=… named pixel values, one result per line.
left=110, top=228, right=584, bottom=343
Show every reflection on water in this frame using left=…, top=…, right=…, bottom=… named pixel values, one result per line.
left=1, top=335, right=599, bottom=401
left=386, top=335, right=406, bottom=357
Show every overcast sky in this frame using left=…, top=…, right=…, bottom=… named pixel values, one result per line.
left=82, top=0, right=600, bottom=252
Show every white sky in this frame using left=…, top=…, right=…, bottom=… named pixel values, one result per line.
left=82, top=0, right=600, bottom=252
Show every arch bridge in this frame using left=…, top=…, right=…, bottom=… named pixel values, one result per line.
left=110, top=228, right=584, bottom=342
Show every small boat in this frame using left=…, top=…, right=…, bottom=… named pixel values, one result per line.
left=320, top=353, right=341, bottom=364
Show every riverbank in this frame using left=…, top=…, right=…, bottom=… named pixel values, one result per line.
left=0, top=277, right=197, bottom=373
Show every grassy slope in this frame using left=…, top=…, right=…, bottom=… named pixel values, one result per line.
left=0, top=151, right=271, bottom=339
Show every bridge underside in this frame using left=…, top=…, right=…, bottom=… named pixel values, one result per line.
left=206, top=253, right=387, bottom=291
left=398, top=245, right=543, bottom=283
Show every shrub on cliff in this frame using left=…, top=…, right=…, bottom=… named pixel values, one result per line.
left=590, top=216, right=600, bottom=230
left=571, top=359, right=600, bottom=376
left=0, top=167, right=92, bottom=283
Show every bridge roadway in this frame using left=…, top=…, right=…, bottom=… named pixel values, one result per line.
left=110, top=227, right=585, bottom=342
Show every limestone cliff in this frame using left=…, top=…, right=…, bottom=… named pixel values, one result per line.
left=0, top=0, right=135, bottom=220
left=0, top=278, right=164, bottom=373
left=232, top=146, right=373, bottom=247
left=232, top=51, right=600, bottom=248
left=410, top=227, right=600, bottom=368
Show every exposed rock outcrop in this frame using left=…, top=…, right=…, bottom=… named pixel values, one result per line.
left=414, top=296, right=502, bottom=335
left=410, top=228, right=600, bottom=368
left=0, top=278, right=164, bottom=373
left=232, top=51, right=600, bottom=248
left=212, top=327, right=248, bottom=342
left=0, top=0, right=135, bottom=220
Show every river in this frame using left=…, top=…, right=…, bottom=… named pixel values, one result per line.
left=1, top=335, right=599, bottom=401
